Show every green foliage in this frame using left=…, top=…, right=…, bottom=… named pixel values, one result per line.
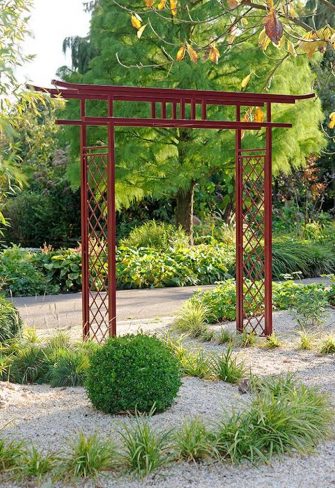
left=0, top=296, right=22, bottom=343
left=211, top=347, right=246, bottom=384
left=120, top=416, right=171, bottom=478
left=216, top=377, right=332, bottom=463
left=179, top=349, right=211, bottom=379
left=0, top=438, right=24, bottom=473
left=7, top=343, right=50, bottom=384
left=264, top=333, right=281, bottom=349
left=86, top=334, right=181, bottom=414
left=63, top=433, right=116, bottom=478
left=41, top=248, right=82, bottom=292
left=48, top=348, right=90, bottom=387
left=117, top=244, right=232, bottom=289
left=235, top=330, right=256, bottom=348
left=320, top=336, right=335, bottom=354
left=297, top=331, right=314, bottom=351
left=289, top=285, right=328, bottom=327
left=217, top=328, right=234, bottom=345
left=0, top=246, right=58, bottom=297
left=175, top=418, right=215, bottom=463
left=20, top=447, right=57, bottom=479
left=121, top=220, right=188, bottom=250
left=272, top=239, right=335, bottom=279
left=173, top=301, right=208, bottom=338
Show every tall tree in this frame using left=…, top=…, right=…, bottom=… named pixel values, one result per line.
left=61, top=0, right=325, bottom=241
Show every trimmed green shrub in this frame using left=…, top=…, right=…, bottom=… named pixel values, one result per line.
left=86, top=334, right=181, bottom=414
left=0, top=296, right=22, bottom=342
left=120, top=220, right=188, bottom=250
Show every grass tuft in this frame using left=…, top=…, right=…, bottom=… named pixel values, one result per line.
left=320, top=336, right=335, bottom=354
left=173, top=301, right=208, bottom=338
left=235, top=330, right=256, bottom=348
left=0, top=438, right=24, bottom=473
left=211, top=347, right=246, bottom=384
left=63, top=433, right=116, bottom=479
left=264, top=333, right=281, bottom=349
left=217, top=328, right=234, bottom=345
left=216, top=377, right=332, bottom=463
left=175, top=417, right=215, bottom=463
left=297, top=330, right=314, bottom=351
left=20, top=447, right=57, bottom=479
left=180, top=349, right=211, bottom=379
left=120, top=416, right=171, bottom=477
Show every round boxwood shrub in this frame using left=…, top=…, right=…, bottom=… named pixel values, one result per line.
left=86, top=334, right=181, bottom=414
left=0, top=296, right=22, bottom=343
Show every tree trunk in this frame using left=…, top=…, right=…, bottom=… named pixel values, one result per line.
left=175, top=182, right=195, bottom=245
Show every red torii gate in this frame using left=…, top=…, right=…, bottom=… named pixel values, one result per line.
left=33, top=80, right=314, bottom=341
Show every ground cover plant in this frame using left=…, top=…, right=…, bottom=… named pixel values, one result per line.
left=0, top=375, right=331, bottom=484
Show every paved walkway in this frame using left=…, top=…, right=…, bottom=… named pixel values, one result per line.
left=12, top=277, right=330, bottom=332
left=12, top=285, right=215, bottom=330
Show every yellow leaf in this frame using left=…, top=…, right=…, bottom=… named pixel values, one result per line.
left=144, top=0, right=155, bottom=6
left=328, top=112, right=335, bottom=129
left=286, top=39, right=297, bottom=56
left=208, top=43, right=220, bottom=64
left=187, top=43, right=198, bottom=63
left=137, top=24, right=147, bottom=39
left=241, top=73, right=252, bottom=89
left=258, top=28, right=271, bottom=51
left=158, top=0, right=167, bottom=9
left=331, top=33, right=335, bottom=48
left=131, top=14, right=142, bottom=30
left=289, top=4, right=296, bottom=17
left=254, top=107, right=264, bottom=123
left=266, top=0, right=274, bottom=9
left=176, top=45, right=186, bottom=61
left=170, top=0, right=177, bottom=16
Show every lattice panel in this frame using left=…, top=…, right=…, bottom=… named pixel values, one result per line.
left=86, top=149, right=109, bottom=342
left=241, top=150, right=266, bottom=335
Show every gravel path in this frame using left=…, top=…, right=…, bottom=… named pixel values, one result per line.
left=1, top=308, right=335, bottom=487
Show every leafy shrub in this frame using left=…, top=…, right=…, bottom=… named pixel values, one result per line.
left=86, top=334, right=181, bottom=414
left=120, top=220, right=188, bottom=250
left=0, top=296, right=22, bottom=342
left=39, top=248, right=81, bottom=292
left=120, top=415, right=171, bottom=477
left=0, top=246, right=58, bottom=296
left=117, top=244, right=232, bottom=289
left=187, top=280, right=329, bottom=326
left=289, top=285, right=328, bottom=327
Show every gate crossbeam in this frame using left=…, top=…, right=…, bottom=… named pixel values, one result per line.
left=31, top=80, right=314, bottom=341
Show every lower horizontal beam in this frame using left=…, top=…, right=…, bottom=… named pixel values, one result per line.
left=56, top=117, right=292, bottom=130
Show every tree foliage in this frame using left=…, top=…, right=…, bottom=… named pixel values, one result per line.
left=60, top=0, right=326, bottom=238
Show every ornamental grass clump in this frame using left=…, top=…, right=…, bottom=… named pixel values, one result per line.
left=62, top=433, right=117, bottom=479
left=173, top=301, right=208, bottom=338
left=0, top=296, right=22, bottom=343
left=0, top=439, right=24, bottom=473
left=320, top=336, right=335, bottom=354
left=86, top=334, right=181, bottom=414
left=216, top=377, right=332, bottom=463
left=120, top=415, right=172, bottom=478
left=48, top=348, right=90, bottom=387
left=211, top=347, right=246, bottom=384
left=174, top=417, right=216, bottom=463
left=20, top=447, right=57, bottom=480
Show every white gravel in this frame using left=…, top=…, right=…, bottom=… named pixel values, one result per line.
left=1, top=309, right=335, bottom=487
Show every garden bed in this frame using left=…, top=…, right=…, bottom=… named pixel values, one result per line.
left=1, top=309, right=335, bottom=487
